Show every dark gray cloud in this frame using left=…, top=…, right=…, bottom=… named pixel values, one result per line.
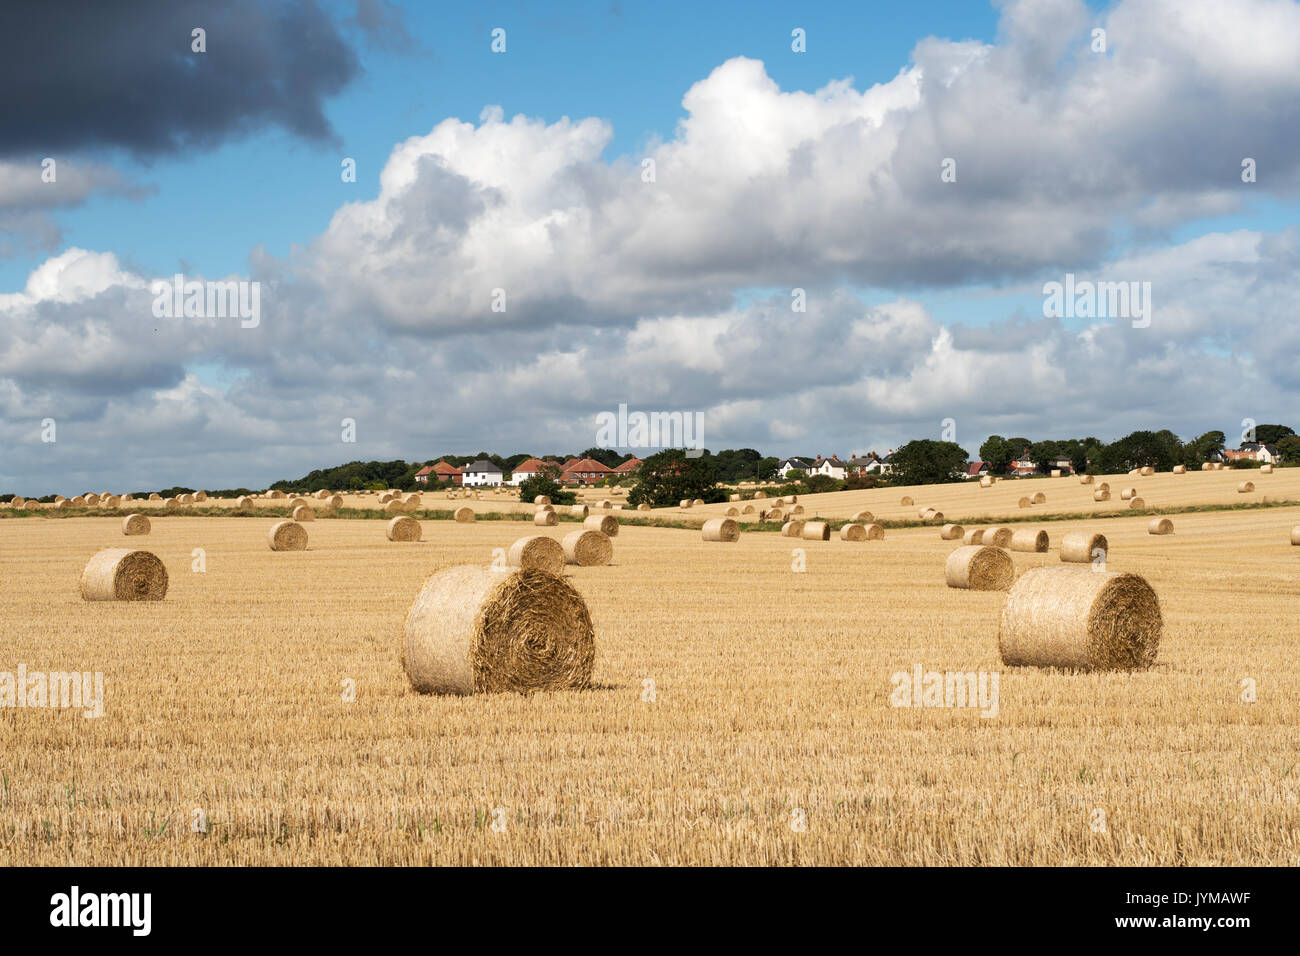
left=0, top=0, right=357, bottom=157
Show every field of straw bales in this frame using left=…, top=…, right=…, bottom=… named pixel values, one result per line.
left=2, top=483, right=1299, bottom=865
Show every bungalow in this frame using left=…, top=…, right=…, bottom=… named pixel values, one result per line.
left=417, top=460, right=463, bottom=486
left=506, top=457, right=552, bottom=486
left=611, top=456, right=642, bottom=478
left=461, top=459, right=504, bottom=487
left=964, top=461, right=990, bottom=480
left=1225, top=442, right=1281, bottom=464
left=561, top=457, right=614, bottom=486
left=776, top=457, right=814, bottom=479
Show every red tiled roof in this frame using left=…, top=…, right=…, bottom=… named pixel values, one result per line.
left=512, top=458, right=550, bottom=473
left=563, top=458, right=613, bottom=473
left=966, top=461, right=987, bottom=476
left=561, top=457, right=581, bottom=469
left=414, top=465, right=435, bottom=477
left=611, top=457, right=642, bottom=473
left=432, top=460, right=462, bottom=475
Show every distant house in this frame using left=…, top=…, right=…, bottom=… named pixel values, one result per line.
left=507, top=457, right=552, bottom=486
left=964, top=461, right=990, bottom=480
left=417, top=460, right=463, bottom=486
left=611, top=457, right=642, bottom=478
left=1225, top=442, right=1280, bottom=464
left=776, top=457, right=814, bottom=479
left=561, top=458, right=613, bottom=486
left=848, top=452, right=882, bottom=474
left=1009, top=448, right=1037, bottom=477
left=809, top=455, right=848, bottom=480
left=878, top=451, right=897, bottom=476
left=461, top=459, right=503, bottom=487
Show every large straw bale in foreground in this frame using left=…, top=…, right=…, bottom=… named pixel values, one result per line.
left=507, top=536, right=565, bottom=574
left=1060, top=531, right=1107, bottom=563
left=584, top=514, right=618, bottom=537
left=80, top=549, right=168, bottom=601
left=387, top=516, right=421, bottom=541
left=562, top=530, right=613, bottom=566
left=944, top=545, right=1014, bottom=591
left=940, top=523, right=964, bottom=540
left=702, top=517, right=739, bottom=542
left=999, top=567, right=1161, bottom=670
left=402, top=566, right=595, bottom=695
left=121, top=514, right=150, bottom=536
left=1010, top=528, right=1049, bottom=552
left=268, top=520, right=308, bottom=551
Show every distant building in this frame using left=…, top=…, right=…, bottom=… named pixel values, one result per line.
left=1225, top=442, right=1280, bottom=464
left=507, top=457, right=551, bottom=486
left=611, top=457, right=642, bottom=478
left=964, top=461, right=990, bottom=479
left=848, top=452, right=882, bottom=474
left=461, top=459, right=503, bottom=486
left=776, top=457, right=814, bottom=479
left=417, top=460, right=463, bottom=486
left=561, top=458, right=613, bottom=486
left=809, top=455, right=848, bottom=480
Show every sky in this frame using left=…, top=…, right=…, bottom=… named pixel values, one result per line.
left=1, top=0, right=1298, bottom=495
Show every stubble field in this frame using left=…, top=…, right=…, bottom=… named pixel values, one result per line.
left=1, top=495, right=1298, bottom=865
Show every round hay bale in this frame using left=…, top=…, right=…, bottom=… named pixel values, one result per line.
left=1238, top=481, right=1255, bottom=493
left=839, top=523, right=867, bottom=542
left=292, top=505, right=315, bottom=522
left=788, top=494, right=798, bottom=503
left=402, top=565, right=594, bottom=695
left=1032, top=492, right=1046, bottom=504
left=454, top=506, right=475, bottom=523
left=900, top=496, right=913, bottom=506
left=10, top=496, right=24, bottom=507
left=1290, top=526, right=1300, bottom=546
left=944, top=545, right=1014, bottom=591
left=121, top=514, right=150, bottom=536
left=801, top=521, right=831, bottom=541
left=507, top=535, right=565, bottom=574
left=1050, top=469, right=1061, bottom=478
left=780, top=520, right=805, bottom=538
left=597, top=499, right=611, bottom=510
left=383, top=499, right=405, bottom=516
left=194, top=491, right=208, bottom=502
left=1260, top=464, right=1273, bottom=474
left=1093, top=489, right=1111, bottom=502
left=1120, top=488, right=1136, bottom=500
left=55, top=499, right=71, bottom=511
left=268, top=521, right=308, bottom=551
left=1010, top=528, right=1049, bottom=552
left=320, top=494, right=343, bottom=510
left=387, top=516, right=421, bottom=541
left=85, top=493, right=100, bottom=506
left=562, top=530, right=613, bottom=566
left=1140, top=466, right=1154, bottom=476
left=724, top=506, right=739, bottom=516
left=701, top=517, right=739, bottom=542
left=1018, top=496, right=1032, bottom=509
left=179, top=494, right=195, bottom=505
left=584, top=514, right=618, bottom=537
left=788, top=504, right=804, bottom=515
left=379, top=493, right=394, bottom=504
left=536, top=503, right=555, bottom=513
left=1097, top=482, right=1110, bottom=492
left=862, top=523, right=885, bottom=540
left=691, top=498, right=705, bottom=508
left=1148, top=518, right=1174, bottom=535
left=679, top=499, right=691, bottom=509
left=570, top=504, right=589, bottom=517
left=162, top=497, right=178, bottom=509
left=24, top=500, right=40, bottom=510
left=766, top=508, right=785, bottom=521
left=979, top=475, right=993, bottom=488
left=1079, top=474, right=1094, bottom=485
left=148, top=492, right=161, bottom=501
left=919, top=506, right=936, bottom=519
left=1127, top=469, right=1140, bottom=477
left=1060, top=531, right=1107, bottom=563
left=79, top=548, right=168, bottom=601
left=1172, top=465, right=1186, bottom=475
left=533, top=510, right=558, bottom=527
left=636, top=503, right=651, bottom=512
left=752, top=491, right=767, bottom=500
left=962, top=528, right=985, bottom=546
left=235, top=495, right=253, bottom=509
left=940, top=523, right=964, bottom=540
left=70, top=496, right=86, bottom=506
left=1128, top=497, right=1145, bottom=509
left=533, top=495, right=551, bottom=506
left=102, top=495, right=120, bottom=509
left=923, top=510, right=944, bottom=523
left=998, top=567, right=1161, bottom=670
left=728, top=494, right=741, bottom=502
left=288, top=497, right=308, bottom=509
left=983, top=527, right=1013, bottom=548
left=851, top=511, right=874, bottom=523
left=1201, top=462, right=1213, bottom=471
left=742, top=504, right=756, bottom=514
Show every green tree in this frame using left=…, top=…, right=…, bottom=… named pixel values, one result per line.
left=580, top=447, right=626, bottom=469
left=979, top=436, right=1014, bottom=474
left=1274, top=435, right=1300, bottom=462
left=888, top=440, right=970, bottom=485
left=756, top=457, right=779, bottom=481
left=1254, top=424, right=1295, bottom=447
left=517, top=465, right=576, bottom=506
left=627, top=449, right=722, bottom=507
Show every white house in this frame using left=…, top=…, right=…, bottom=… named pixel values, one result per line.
left=506, top=457, right=550, bottom=486
left=776, top=457, right=814, bottom=479
left=461, top=459, right=504, bottom=486
left=810, top=456, right=848, bottom=480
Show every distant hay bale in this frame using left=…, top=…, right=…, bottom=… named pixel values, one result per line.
left=1050, top=469, right=1061, bottom=478
left=979, top=476, right=993, bottom=488
left=507, top=535, right=565, bottom=574
left=1291, top=526, right=1300, bottom=546
left=402, top=565, right=594, bottom=695
left=584, top=514, right=618, bottom=537
left=839, top=523, right=867, bottom=542
left=1260, top=464, right=1273, bottom=474
left=1128, top=469, right=1139, bottom=477
left=454, top=507, right=475, bottom=523
left=922, top=510, right=944, bottom=523
left=801, top=521, right=831, bottom=541
left=533, top=510, right=558, bottom=526
left=940, top=523, right=964, bottom=540
left=1093, top=489, right=1111, bottom=501
left=403, top=494, right=422, bottom=510
left=194, top=491, right=208, bottom=502
left=288, top=497, right=308, bottom=509
left=55, top=499, right=71, bottom=510
left=24, top=500, right=40, bottom=510
left=1097, top=482, right=1110, bottom=492
left=728, top=494, right=741, bottom=502
left=571, top=504, right=589, bottom=517
left=1148, top=518, right=1174, bottom=535
left=384, top=500, right=405, bottom=516
left=1216, top=463, right=1226, bottom=470
left=788, top=504, right=805, bottom=515
left=1201, top=462, right=1213, bottom=471
left=998, top=567, right=1161, bottom=670
left=84, top=493, right=100, bottom=506
left=702, top=517, right=739, bottom=542
left=636, top=503, right=650, bottom=512
left=319, top=494, right=342, bottom=510
left=1129, top=497, right=1145, bottom=509
left=1140, top=466, right=1154, bottom=476
left=536, top=503, right=555, bottom=513
left=1010, top=528, right=1049, bottom=552
left=386, top=515, right=421, bottom=542
left=178, top=494, right=194, bottom=505
left=379, top=493, right=394, bottom=504
left=148, top=493, right=161, bottom=501
left=752, top=491, right=767, bottom=500
left=292, top=505, right=315, bottom=522
left=1018, top=496, right=1032, bottom=508
left=679, top=499, right=691, bottom=509
left=562, top=529, right=613, bottom=566
left=102, top=495, right=120, bottom=509
left=944, top=545, right=1014, bottom=591
left=766, top=508, right=785, bottom=521
left=692, top=498, right=705, bottom=508
left=1119, top=488, right=1136, bottom=500
left=1060, top=531, right=1107, bottom=563
left=80, top=548, right=168, bottom=601
left=781, top=520, right=805, bottom=538
left=71, top=496, right=87, bottom=506
left=533, top=495, right=551, bottom=506
left=787, top=494, right=798, bottom=503
left=1238, top=481, right=1255, bottom=493
left=983, top=527, right=1013, bottom=548
left=314, top=489, right=329, bottom=499
left=121, top=514, right=150, bottom=536
left=268, top=520, right=308, bottom=551
left=962, top=528, right=985, bottom=546
left=724, top=506, right=739, bottom=516
left=862, top=523, right=885, bottom=540
left=1172, top=465, right=1186, bottom=474
left=235, top=495, right=253, bottom=509
left=771, top=497, right=786, bottom=506
left=1079, top=474, right=1094, bottom=484
left=851, top=510, right=874, bottom=522
left=163, top=497, right=178, bottom=509
left=742, top=504, right=756, bottom=514
left=900, top=496, right=913, bottom=506
left=1032, top=492, right=1046, bottom=504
